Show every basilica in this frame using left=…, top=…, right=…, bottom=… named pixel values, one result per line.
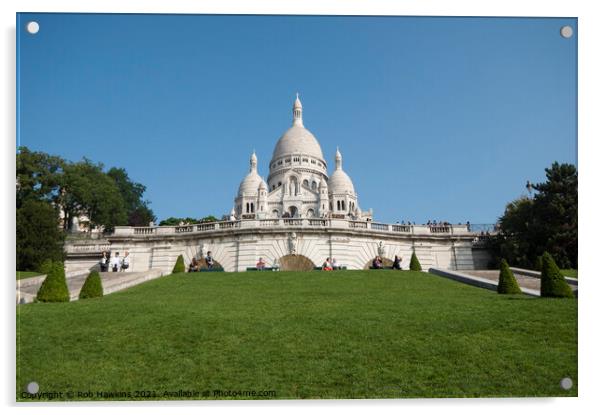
left=233, top=95, right=372, bottom=221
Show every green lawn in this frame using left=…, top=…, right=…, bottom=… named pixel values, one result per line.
left=16, top=270, right=577, bottom=400
left=561, top=269, right=578, bottom=278
left=16, top=271, right=42, bottom=280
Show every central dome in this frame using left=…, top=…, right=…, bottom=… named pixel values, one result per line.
left=271, top=125, right=325, bottom=161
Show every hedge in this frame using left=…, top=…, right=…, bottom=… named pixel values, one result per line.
left=36, top=261, right=70, bottom=302
left=172, top=254, right=185, bottom=273
left=79, top=270, right=104, bottom=300
left=497, top=259, right=522, bottom=294
left=540, top=252, right=574, bottom=298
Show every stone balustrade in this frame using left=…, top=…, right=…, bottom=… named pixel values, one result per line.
left=112, top=219, right=480, bottom=238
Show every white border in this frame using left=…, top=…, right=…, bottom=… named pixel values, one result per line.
left=3, top=1, right=601, bottom=415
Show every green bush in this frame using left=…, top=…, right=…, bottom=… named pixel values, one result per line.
left=36, top=262, right=70, bottom=302
left=540, top=252, right=574, bottom=298
left=38, top=259, right=54, bottom=275
left=409, top=252, right=422, bottom=272
left=497, top=259, right=522, bottom=294
left=79, top=271, right=104, bottom=300
left=172, top=255, right=185, bottom=273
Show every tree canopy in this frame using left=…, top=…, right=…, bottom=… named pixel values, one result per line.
left=489, top=162, right=577, bottom=269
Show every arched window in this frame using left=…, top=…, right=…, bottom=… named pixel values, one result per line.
left=303, top=179, right=309, bottom=187
left=246, top=203, right=249, bottom=213
left=342, top=201, right=346, bottom=211
left=306, top=209, right=315, bottom=218
left=251, top=203, right=255, bottom=213
left=337, top=201, right=341, bottom=211
left=272, top=209, right=279, bottom=218
left=311, top=181, right=317, bottom=190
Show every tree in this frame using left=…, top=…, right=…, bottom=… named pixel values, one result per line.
left=79, top=271, right=104, bottom=299
left=200, top=215, right=219, bottom=223
left=17, top=199, right=65, bottom=271
left=172, top=255, right=185, bottom=273
left=159, top=217, right=200, bottom=226
left=16, top=146, right=64, bottom=208
left=409, top=252, right=422, bottom=271
left=540, top=252, right=573, bottom=298
left=489, top=162, right=577, bottom=269
left=107, top=167, right=156, bottom=226
left=37, top=261, right=70, bottom=302
left=497, top=259, right=522, bottom=294
left=59, top=160, right=127, bottom=232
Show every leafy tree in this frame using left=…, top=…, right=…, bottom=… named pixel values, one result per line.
left=172, top=255, right=185, bottom=273
left=497, top=259, right=522, bottom=294
left=409, top=252, right=422, bottom=271
left=159, top=217, right=200, bottom=226
left=540, top=252, right=574, bottom=298
left=16, top=146, right=64, bottom=208
left=107, top=167, right=156, bottom=226
left=200, top=215, right=219, bottom=223
left=17, top=199, right=65, bottom=271
left=79, top=271, right=104, bottom=299
left=37, top=261, right=70, bottom=302
left=59, top=159, right=127, bottom=232
left=489, top=162, right=577, bottom=269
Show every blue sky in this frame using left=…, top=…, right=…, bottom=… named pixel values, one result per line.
left=17, top=13, right=577, bottom=224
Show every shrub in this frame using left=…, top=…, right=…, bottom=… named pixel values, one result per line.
left=409, top=252, right=422, bottom=272
left=172, top=255, right=185, bottom=273
left=79, top=270, right=104, bottom=300
left=497, top=259, right=522, bottom=294
left=540, top=252, right=574, bottom=298
left=38, top=259, right=54, bottom=275
left=36, top=262, right=70, bottom=302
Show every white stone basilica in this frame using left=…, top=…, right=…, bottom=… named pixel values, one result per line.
left=233, top=95, right=372, bottom=221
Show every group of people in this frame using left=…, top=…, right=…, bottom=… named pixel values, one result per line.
left=372, top=255, right=403, bottom=270
left=322, top=257, right=341, bottom=271
left=188, top=251, right=215, bottom=272
left=100, top=251, right=130, bottom=272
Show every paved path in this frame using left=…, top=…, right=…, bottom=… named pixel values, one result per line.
left=17, top=269, right=164, bottom=304
left=459, top=270, right=578, bottom=294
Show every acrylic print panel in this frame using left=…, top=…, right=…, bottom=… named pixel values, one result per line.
left=16, top=13, right=577, bottom=401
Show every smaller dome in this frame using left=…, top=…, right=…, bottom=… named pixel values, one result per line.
left=329, top=169, right=355, bottom=195
left=238, top=172, right=266, bottom=196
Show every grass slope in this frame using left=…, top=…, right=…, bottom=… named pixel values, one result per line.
left=16, top=271, right=42, bottom=280
left=16, top=270, right=577, bottom=400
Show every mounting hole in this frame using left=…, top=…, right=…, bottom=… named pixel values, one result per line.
left=560, top=25, right=573, bottom=39
left=560, top=377, right=573, bottom=390
left=26, top=381, right=39, bottom=394
left=26, top=21, right=40, bottom=34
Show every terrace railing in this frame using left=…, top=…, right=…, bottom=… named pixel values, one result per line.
left=113, top=219, right=494, bottom=239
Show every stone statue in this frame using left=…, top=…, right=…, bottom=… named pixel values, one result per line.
left=377, top=241, right=385, bottom=257
left=288, top=232, right=298, bottom=255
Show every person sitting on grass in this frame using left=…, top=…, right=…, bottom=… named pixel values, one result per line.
left=392, top=255, right=402, bottom=270
left=331, top=258, right=340, bottom=270
left=256, top=257, right=266, bottom=270
left=205, top=251, right=214, bottom=269
left=322, top=257, right=333, bottom=271
left=372, top=256, right=383, bottom=269
left=189, top=257, right=199, bottom=272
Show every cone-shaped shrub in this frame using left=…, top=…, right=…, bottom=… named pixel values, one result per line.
left=79, top=270, right=104, bottom=300
left=36, top=262, right=69, bottom=302
left=540, top=252, right=574, bottom=298
left=409, top=252, right=422, bottom=271
left=497, top=259, right=522, bottom=294
left=172, top=254, right=185, bottom=273
left=38, top=258, right=54, bottom=275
